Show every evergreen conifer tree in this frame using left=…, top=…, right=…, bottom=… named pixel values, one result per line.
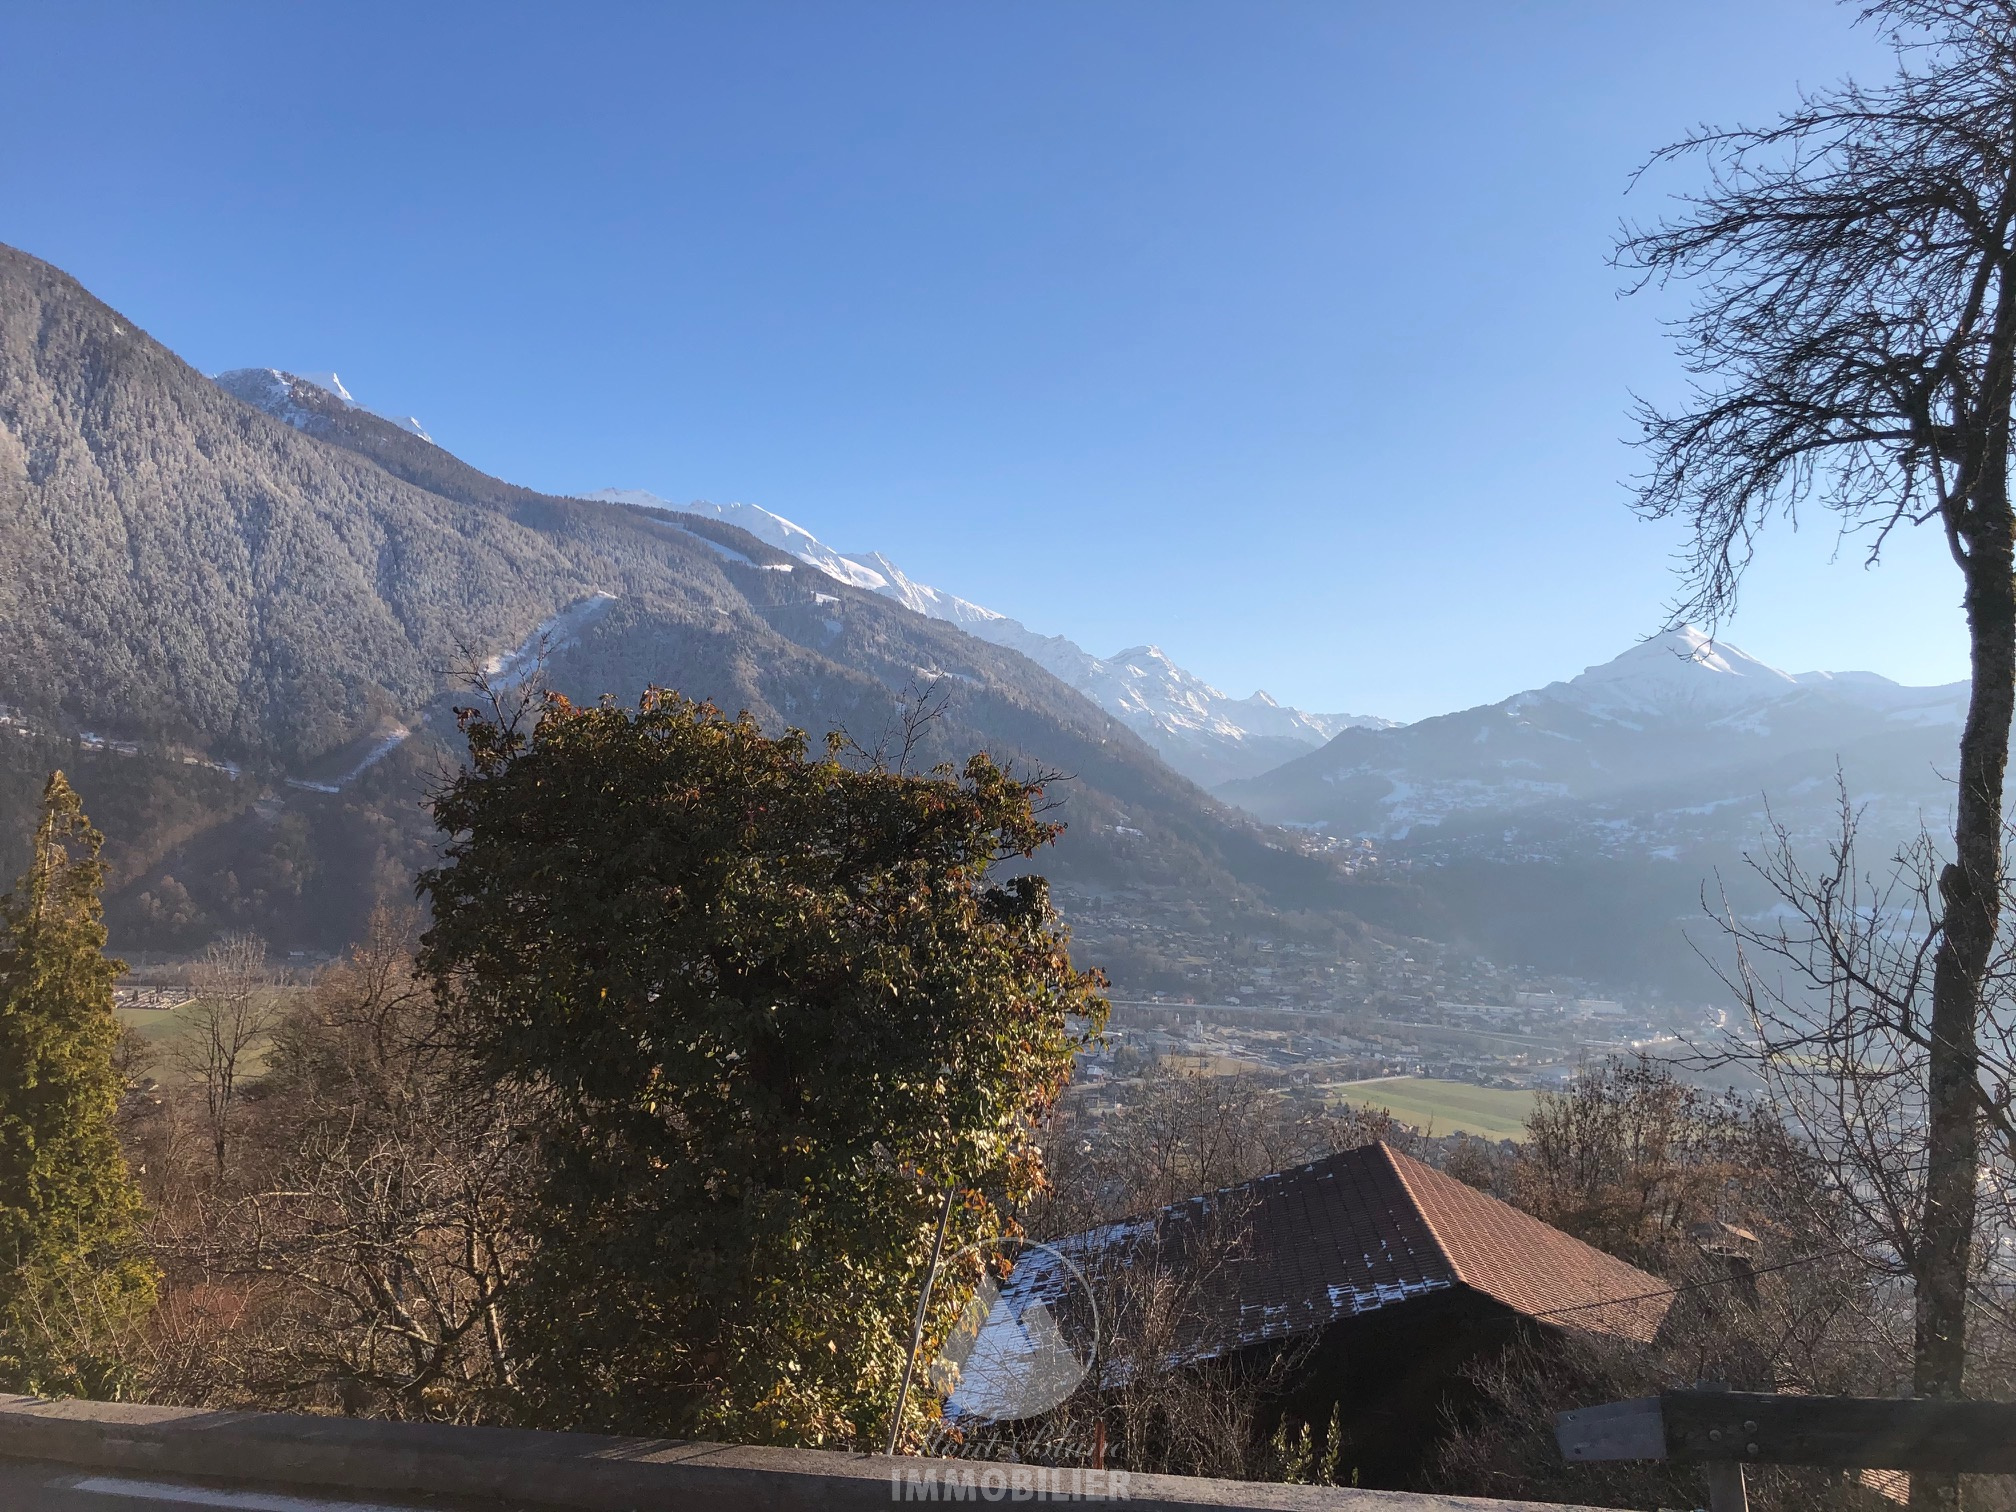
left=0, top=772, right=155, bottom=1395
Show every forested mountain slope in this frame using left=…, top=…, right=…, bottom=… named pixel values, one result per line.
left=0, top=256, right=578, bottom=759
left=0, top=244, right=1413, bottom=956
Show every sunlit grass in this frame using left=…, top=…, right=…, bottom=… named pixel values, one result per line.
left=1333, top=1077, right=1536, bottom=1142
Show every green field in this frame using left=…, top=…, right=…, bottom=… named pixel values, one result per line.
left=115, top=1002, right=204, bottom=1049
left=116, top=995, right=296, bottom=1081
left=1334, top=1077, right=1537, bottom=1142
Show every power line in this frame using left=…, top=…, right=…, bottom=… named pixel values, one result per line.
left=1530, top=1243, right=1865, bottom=1322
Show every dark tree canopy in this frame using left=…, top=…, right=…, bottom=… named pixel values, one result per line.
left=418, top=690, right=1105, bottom=1445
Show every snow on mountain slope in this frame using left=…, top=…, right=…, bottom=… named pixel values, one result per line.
left=585, top=492, right=890, bottom=591
left=1542, top=623, right=1799, bottom=715
left=578, top=488, right=1392, bottom=786
left=1222, top=626, right=1969, bottom=855
left=213, top=368, right=433, bottom=442
left=1087, top=646, right=1373, bottom=743
left=838, top=549, right=1005, bottom=630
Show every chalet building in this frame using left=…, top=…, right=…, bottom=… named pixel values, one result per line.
left=955, top=1141, right=1669, bottom=1488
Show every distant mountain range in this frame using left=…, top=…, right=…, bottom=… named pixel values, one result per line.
left=0, top=242, right=1408, bottom=959
left=0, top=238, right=1979, bottom=992
left=582, top=490, right=1393, bottom=787
left=1218, top=626, right=1968, bottom=989
left=1224, top=625, right=1963, bottom=852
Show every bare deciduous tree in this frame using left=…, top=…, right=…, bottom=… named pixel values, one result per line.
left=1515, top=1056, right=1814, bottom=1275
left=1620, top=10, right=2016, bottom=1499
left=214, top=910, right=531, bottom=1418
left=174, top=933, right=281, bottom=1186
left=1713, top=798, right=2016, bottom=1397
left=935, top=1197, right=1299, bottom=1482
left=1432, top=1058, right=1903, bottom=1512
left=1033, top=1063, right=1410, bottom=1236
left=135, top=911, right=533, bottom=1420
left=1089, top=1198, right=1304, bottom=1482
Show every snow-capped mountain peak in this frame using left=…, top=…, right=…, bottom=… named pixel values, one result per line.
left=835, top=549, right=1007, bottom=631
left=588, top=492, right=887, bottom=591
left=1224, top=622, right=1971, bottom=851
left=295, top=370, right=355, bottom=404
left=213, top=368, right=433, bottom=443
left=579, top=487, right=1391, bottom=786
left=1538, top=625, right=1801, bottom=718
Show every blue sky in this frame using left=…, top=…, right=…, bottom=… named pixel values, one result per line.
left=0, top=1, right=1957, bottom=721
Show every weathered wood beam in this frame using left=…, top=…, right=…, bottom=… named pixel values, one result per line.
left=1665, top=1392, right=2016, bottom=1473
left=1555, top=1396, right=1664, bottom=1464
left=1556, top=1391, right=2016, bottom=1474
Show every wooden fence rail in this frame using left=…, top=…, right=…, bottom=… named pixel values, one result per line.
left=1556, top=1390, right=2016, bottom=1512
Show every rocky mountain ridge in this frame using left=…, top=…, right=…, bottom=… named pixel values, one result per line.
left=1224, top=626, right=1965, bottom=847
left=1216, top=626, right=1968, bottom=985
left=583, top=488, right=1393, bottom=787
left=213, top=368, right=434, bottom=443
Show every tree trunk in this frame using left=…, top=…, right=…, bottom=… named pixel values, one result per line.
left=1914, top=380, right=2016, bottom=1512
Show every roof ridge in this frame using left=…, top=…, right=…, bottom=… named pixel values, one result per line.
left=1376, top=1141, right=1466, bottom=1282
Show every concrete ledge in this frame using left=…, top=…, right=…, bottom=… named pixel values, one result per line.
left=0, top=1393, right=1587, bottom=1511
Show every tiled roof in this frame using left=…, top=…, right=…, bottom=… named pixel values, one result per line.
left=997, top=1142, right=1668, bottom=1367
left=1383, top=1146, right=1670, bottom=1342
